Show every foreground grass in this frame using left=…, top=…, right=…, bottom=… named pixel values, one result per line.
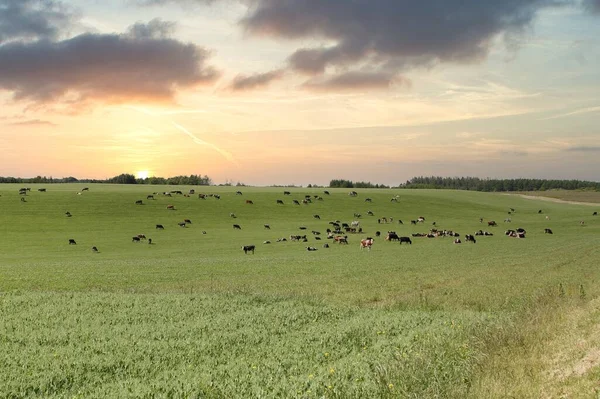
left=517, top=190, right=600, bottom=204
left=1, top=184, right=599, bottom=397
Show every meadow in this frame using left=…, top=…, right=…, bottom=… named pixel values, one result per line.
left=0, top=184, right=599, bottom=398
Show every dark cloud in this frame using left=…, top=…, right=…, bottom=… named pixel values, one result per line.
left=6, top=119, right=57, bottom=126
left=565, top=145, right=600, bottom=152
left=241, top=0, right=567, bottom=75
left=0, top=19, right=219, bottom=105
left=229, top=69, right=283, bottom=91
left=584, top=0, right=600, bottom=13
left=127, top=18, right=177, bottom=39
left=302, top=71, right=408, bottom=92
left=0, top=0, right=75, bottom=43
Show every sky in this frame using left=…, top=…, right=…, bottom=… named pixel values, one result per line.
left=0, top=0, right=599, bottom=186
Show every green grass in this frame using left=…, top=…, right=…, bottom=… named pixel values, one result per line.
left=1, top=184, right=599, bottom=397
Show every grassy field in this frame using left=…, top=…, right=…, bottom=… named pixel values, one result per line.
left=517, top=190, right=600, bottom=204
left=1, top=184, right=599, bottom=398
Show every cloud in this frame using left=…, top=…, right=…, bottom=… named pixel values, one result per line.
left=302, top=71, right=408, bottom=92
left=0, top=19, right=220, bottom=105
left=0, top=0, right=75, bottom=43
left=241, top=0, right=567, bottom=75
left=5, top=119, right=57, bottom=126
left=584, top=0, right=600, bottom=13
left=229, top=69, right=284, bottom=91
left=565, top=145, right=600, bottom=152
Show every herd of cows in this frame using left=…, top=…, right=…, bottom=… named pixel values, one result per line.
left=7, top=187, right=599, bottom=255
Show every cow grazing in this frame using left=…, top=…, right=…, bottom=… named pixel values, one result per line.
left=178, top=222, right=186, bottom=228
left=544, top=228, right=553, bottom=234
left=367, top=211, right=374, bottom=216
left=230, top=213, right=237, bottom=218
left=538, top=209, right=543, bottom=214
left=410, top=220, right=417, bottom=225
left=399, top=237, right=412, bottom=245
left=233, top=224, right=242, bottom=230
left=487, top=221, right=497, bottom=227
left=284, top=191, right=291, bottom=195
left=69, top=239, right=77, bottom=245
left=184, top=219, right=192, bottom=224
left=214, top=194, right=221, bottom=200
left=242, top=245, right=255, bottom=254
left=246, top=200, right=254, bottom=204
left=20, top=197, right=26, bottom=202
left=375, top=231, right=381, bottom=237
left=264, top=224, right=271, bottom=229
left=312, top=231, right=321, bottom=235
left=306, top=246, right=318, bottom=251
left=236, top=191, right=243, bottom=195
left=365, top=198, right=372, bottom=203
left=315, top=236, right=322, bottom=241
left=189, top=189, right=195, bottom=195
left=137, top=234, right=146, bottom=240
left=277, top=199, right=284, bottom=205
left=92, top=246, right=98, bottom=252
left=156, top=224, right=164, bottom=230
left=386, top=232, right=400, bottom=241
left=38, top=188, right=46, bottom=192
left=354, top=213, right=361, bottom=218
left=335, top=236, right=349, bottom=244
left=593, top=212, right=598, bottom=216
left=202, top=231, right=207, bottom=235
left=293, top=200, right=300, bottom=205
left=166, top=205, right=175, bottom=210
left=360, top=238, right=374, bottom=250
left=132, top=236, right=141, bottom=242
left=454, top=239, right=461, bottom=244
left=199, top=194, right=206, bottom=199
left=349, top=191, right=358, bottom=197
left=504, top=218, right=512, bottom=223
left=263, top=240, right=271, bottom=244
left=323, top=243, right=330, bottom=248
left=147, top=195, right=155, bottom=200
left=135, top=200, right=143, bottom=205
left=313, top=214, right=321, bottom=219
left=299, top=226, right=307, bottom=230
left=465, top=234, right=476, bottom=243
left=323, top=190, right=330, bottom=195
left=82, top=187, right=89, bottom=191
left=148, top=239, right=153, bottom=244
left=65, top=211, right=72, bottom=217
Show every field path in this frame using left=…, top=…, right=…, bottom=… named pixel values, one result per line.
left=503, top=193, right=599, bottom=206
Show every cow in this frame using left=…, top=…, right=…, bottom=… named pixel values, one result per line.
left=199, top=194, right=206, bottom=199
left=246, top=200, right=254, bottom=205
left=349, top=191, right=358, bottom=197
left=284, top=191, right=291, bottom=195
left=69, top=239, right=77, bottom=245
left=299, top=226, right=307, bottom=230
left=375, top=231, right=381, bottom=237
left=236, top=191, right=243, bottom=195
left=293, top=200, right=300, bottom=205
left=399, top=237, right=412, bottom=245
left=367, top=211, right=374, bottom=216
left=410, top=220, right=417, bottom=225
left=277, top=200, right=284, bottom=205
left=323, top=243, right=330, bottom=248
left=313, top=214, right=321, bottom=219
left=189, top=189, right=195, bottom=195
left=147, top=195, right=155, bottom=200
left=264, top=224, right=271, bottom=230
left=544, top=228, right=553, bottom=234
left=132, top=236, right=141, bottom=242
left=156, top=224, right=164, bottom=230
left=360, top=238, right=374, bottom=250
left=334, top=236, right=349, bottom=244
left=488, top=221, right=497, bottom=227
left=38, top=188, right=46, bottom=192
left=418, top=217, right=425, bottom=223
left=593, top=212, right=598, bottom=216
left=454, top=239, right=461, bottom=244
left=354, top=213, right=361, bottom=218
left=312, top=231, right=321, bottom=235
left=148, top=239, right=153, bottom=244
left=277, top=237, right=287, bottom=242
left=92, top=246, right=98, bottom=252
left=391, top=198, right=398, bottom=202
left=302, top=199, right=311, bottom=204
left=82, top=187, right=89, bottom=191
left=20, top=197, right=26, bottom=202
left=183, top=219, right=192, bottom=224
left=166, top=205, right=175, bottom=210
left=214, top=194, right=221, bottom=200
left=306, top=246, right=318, bottom=251
left=324, top=190, right=330, bottom=195
left=504, top=218, right=511, bottom=223
left=65, top=211, right=72, bottom=217
left=365, top=198, right=372, bottom=203
left=135, top=200, right=143, bottom=205
left=230, top=213, right=237, bottom=218
left=137, top=234, right=146, bottom=240
left=386, top=232, right=400, bottom=241
left=516, top=228, right=526, bottom=234
left=178, top=222, right=186, bottom=228
left=233, top=224, right=242, bottom=230
left=263, top=240, right=271, bottom=244
left=397, top=220, right=403, bottom=225
left=538, top=210, right=543, bottom=214
left=242, top=245, right=255, bottom=254
left=465, top=234, right=476, bottom=243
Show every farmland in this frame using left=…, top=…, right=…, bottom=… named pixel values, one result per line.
left=1, top=184, right=599, bottom=398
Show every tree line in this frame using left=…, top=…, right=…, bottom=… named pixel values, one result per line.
left=0, top=174, right=212, bottom=186
left=329, top=179, right=390, bottom=189
left=401, top=176, right=600, bottom=191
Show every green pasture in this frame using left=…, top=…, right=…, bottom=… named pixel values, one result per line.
left=0, top=184, right=599, bottom=398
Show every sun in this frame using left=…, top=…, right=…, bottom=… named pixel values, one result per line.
left=136, top=170, right=151, bottom=179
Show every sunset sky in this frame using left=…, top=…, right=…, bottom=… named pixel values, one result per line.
left=1, top=0, right=599, bottom=185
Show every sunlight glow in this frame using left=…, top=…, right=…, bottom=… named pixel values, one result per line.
left=136, top=170, right=150, bottom=179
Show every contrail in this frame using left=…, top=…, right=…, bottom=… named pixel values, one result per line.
left=540, top=106, right=600, bottom=120
left=172, top=123, right=237, bottom=164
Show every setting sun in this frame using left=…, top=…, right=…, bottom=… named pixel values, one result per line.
left=136, top=170, right=151, bottom=179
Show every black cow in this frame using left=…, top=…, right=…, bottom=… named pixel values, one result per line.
left=593, top=212, right=598, bottom=216
left=410, top=220, right=417, bottom=225
left=284, top=191, right=291, bottom=195
left=365, top=198, right=372, bottom=202
left=538, top=209, right=543, bottom=214
left=65, top=211, right=72, bottom=217
left=544, top=228, right=553, bottom=234
left=293, top=200, right=300, bottom=205
left=148, top=239, right=153, bottom=244
left=69, top=239, right=77, bottom=245
left=277, top=200, right=284, bottom=204
left=132, top=236, right=141, bottom=242
left=233, top=224, right=242, bottom=230
left=488, top=221, right=497, bottom=227
left=299, top=226, right=307, bottom=230
left=214, top=194, right=221, bottom=200
left=323, top=243, right=330, bottom=248
left=156, top=224, right=164, bottom=230
left=367, top=211, right=374, bottom=216
left=399, top=237, right=412, bottom=244
left=324, top=190, right=330, bottom=195
left=135, top=200, right=143, bottom=205
left=38, top=188, right=46, bottom=192
left=184, top=219, right=192, bottom=224
left=465, top=234, right=476, bottom=243
left=375, top=231, right=381, bottom=237
left=306, top=247, right=318, bottom=251
left=313, top=214, right=321, bottom=219
left=147, top=195, right=155, bottom=200
left=264, top=224, right=271, bottom=229
left=82, top=187, right=89, bottom=191
left=92, top=246, right=98, bottom=252
left=386, top=232, right=400, bottom=241
left=242, top=245, right=255, bottom=254
left=178, top=222, right=186, bottom=228
left=236, top=191, right=243, bottom=195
